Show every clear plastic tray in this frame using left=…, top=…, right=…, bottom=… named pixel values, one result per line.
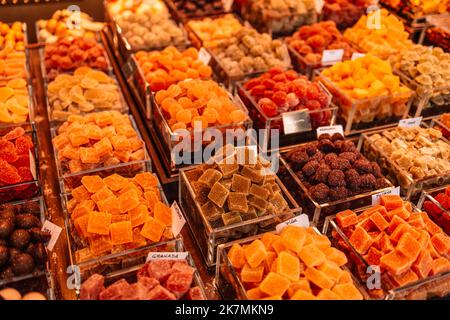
left=277, top=143, right=394, bottom=227
left=179, top=168, right=302, bottom=267
left=417, top=185, right=450, bottom=235
left=236, top=81, right=338, bottom=151
left=0, top=124, right=40, bottom=203
left=316, top=71, right=414, bottom=135
left=323, top=207, right=450, bottom=300
left=75, top=238, right=207, bottom=300
left=0, top=271, right=55, bottom=300
left=359, top=126, right=450, bottom=200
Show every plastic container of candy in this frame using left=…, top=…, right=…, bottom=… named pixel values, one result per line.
left=0, top=84, right=35, bottom=131
left=417, top=185, right=450, bottom=235
left=0, top=271, right=55, bottom=300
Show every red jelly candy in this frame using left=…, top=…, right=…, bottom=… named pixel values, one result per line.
left=262, top=79, right=276, bottom=90
left=3, top=127, right=25, bottom=141
left=15, top=135, right=33, bottom=154
left=260, top=98, right=278, bottom=117
left=18, top=166, right=33, bottom=182
left=306, top=100, right=321, bottom=110
left=273, top=73, right=287, bottom=82
left=272, top=91, right=287, bottom=105
left=285, top=70, right=299, bottom=80
left=249, top=85, right=266, bottom=97
left=273, top=82, right=288, bottom=92
left=0, top=139, right=19, bottom=163
left=244, top=78, right=261, bottom=90
left=269, top=67, right=284, bottom=76
left=11, top=153, right=30, bottom=168
left=306, top=84, right=320, bottom=100
left=263, top=90, right=274, bottom=99
left=0, top=160, right=21, bottom=184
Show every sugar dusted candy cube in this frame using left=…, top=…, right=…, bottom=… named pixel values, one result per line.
left=207, top=181, right=229, bottom=207
left=227, top=192, right=248, bottom=213
left=270, top=191, right=288, bottom=214
left=222, top=212, right=242, bottom=226
left=154, top=202, right=172, bottom=226
left=201, top=201, right=224, bottom=218
left=118, top=189, right=140, bottom=213
left=198, top=169, right=222, bottom=188
left=249, top=184, right=270, bottom=200
left=103, top=173, right=128, bottom=191
left=217, top=162, right=239, bottom=178
left=241, top=166, right=264, bottom=183
left=110, top=221, right=133, bottom=245
left=248, top=195, right=268, bottom=212
left=87, top=211, right=112, bottom=235
left=140, top=216, right=165, bottom=242
left=81, top=175, right=106, bottom=193
left=231, top=174, right=251, bottom=194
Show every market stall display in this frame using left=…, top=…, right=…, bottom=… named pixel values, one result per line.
left=167, top=0, right=229, bottom=20
left=0, top=79, right=31, bottom=126
left=321, top=0, right=375, bottom=30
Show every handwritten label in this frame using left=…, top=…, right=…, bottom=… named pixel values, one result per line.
left=351, top=52, right=366, bottom=60
left=198, top=47, right=211, bottom=65
left=41, top=220, right=62, bottom=251
left=171, top=201, right=186, bottom=237
left=315, top=0, right=324, bottom=13
left=222, top=0, right=234, bottom=11
left=276, top=214, right=310, bottom=233
left=317, top=125, right=344, bottom=138
left=29, top=150, right=36, bottom=180
left=322, top=49, right=344, bottom=66
left=282, top=109, right=312, bottom=135
left=371, top=186, right=400, bottom=205
left=146, top=252, right=189, bottom=263
left=399, top=117, right=422, bottom=128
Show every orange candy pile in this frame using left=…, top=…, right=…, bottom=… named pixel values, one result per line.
left=52, top=111, right=145, bottom=174
left=67, top=172, right=172, bottom=262
left=134, top=46, right=212, bottom=92
left=0, top=47, right=26, bottom=82
left=156, top=79, right=248, bottom=132
left=0, top=22, right=26, bottom=51
left=228, top=226, right=363, bottom=300
left=335, top=195, right=450, bottom=297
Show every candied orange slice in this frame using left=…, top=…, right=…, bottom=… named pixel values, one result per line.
left=110, top=221, right=133, bottom=245
left=140, top=216, right=165, bottom=242
left=81, top=175, right=106, bottom=193
left=87, top=211, right=112, bottom=235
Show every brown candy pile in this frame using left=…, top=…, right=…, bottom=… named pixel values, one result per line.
left=172, top=0, right=226, bottom=18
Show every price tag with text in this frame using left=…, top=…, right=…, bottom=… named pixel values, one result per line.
left=282, top=109, right=312, bottom=135
left=276, top=214, right=310, bottom=233
left=322, top=49, right=344, bottom=66
left=42, top=220, right=62, bottom=251
left=198, top=47, right=211, bottom=65
left=398, top=117, right=422, bottom=128
left=371, top=186, right=400, bottom=205
left=171, top=201, right=186, bottom=237
left=317, top=125, right=344, bottom=138
left=351, top=52, right=366, bottom=60
left=146, top=252, right=189, bottom=263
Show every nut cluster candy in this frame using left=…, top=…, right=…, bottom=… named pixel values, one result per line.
left=0, top=288, right=46, bottom=300
left=37, top=9, right=103, bottom=44
left=322, top=0, right=372, bottom=30
left=334, top=196, right=450, bottom=298
left=391, top=45, right=450, bottom=111
left=48, top=67, right=125, bottom=121
left=187, top=14, right=243, bottom=48
left=67, top=172, right=172, bottom=262
left=0, top=22, right=25, bottom=51
left=52, top=111, right=145, bottom=174
left=241, top=0, right=316, bottom=35
left=381, top=0, right=448, bottom=17
left=243, top=68, right=331, bottom=126
left=80, top=259, right=204, bottom=300
left=44, top=36, right=109, bottom=80
left=0, top=201, right=50, bottom=279
left=156, top=79, right=247, bottom=132
left=186, top=145, right=289, bottom=228
left=283, top=133, right=389, bottom=203
left=287, top=21, right=355, bottom=66
left=0, top=78, right=29, bottom=124
left=227, top=226, right=363, bottom=300
left=134, top=46, right=212, bottom=92
left=344, top=9, right=413, bottom=57
left=366, top=127, right=450, bottom=180
left=171, top=0, right=227, bottom=18
left=113, top=0, right=185, bottom=51
left=212, top=27, right=289, bottom=76
left=0, top=48, right=26, bottom=82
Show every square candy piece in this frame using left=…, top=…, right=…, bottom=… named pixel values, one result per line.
left=110, top=221, right=133, bottom=245
left=231, top=174, right=251, bottom=194
left=87, top=211, right=112, bottom=235
left=248, top=194, right=268, bottom=212
left=222, top=212, right=243, bottom=226
left=241, top=166, right=264, bottom=183
left=249, top=184, right=270, bottom=200
left=217, top=162, right=239, bottom=178
left=198, top=169, right=223, bottom=188
left=228, top=192, right=248, bottom=213
left=201, top=200, right=225, bottom=218
left=270, top=191, right=288, bottom=214
left=208, top=182, right=229, bottom=207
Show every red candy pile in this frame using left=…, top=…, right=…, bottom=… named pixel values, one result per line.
left=243, top=67, right=331, bottom=126
left=423, top=187, right=450, bottom=235
left=44, top=36, right=108, bottom=80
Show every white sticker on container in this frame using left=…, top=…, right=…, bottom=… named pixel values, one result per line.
left=198, top=47, right=211, bottom=65
left=321, top=49, right=344, bottom=66
left=316, top=125, right=344, bottom=138
left=351, top=52, right=366, bottom=60
left=315, top=0, right=325, bottom=13
left=42, top=220, right=62, bottom=251
left=29, top=149, right=36, bottom=180
left=276, top=214, right=310, bottom=233
left=222, top=0, right=234, bottom=11
left=398, top=117, right=422, bottom=128
left=146, top=252, right=189, bottom=263
left=371, top=186, right=401, bottom=205
left=282, top=109, right=312, bottom=135
left=171, top=201, right=186, bottom=237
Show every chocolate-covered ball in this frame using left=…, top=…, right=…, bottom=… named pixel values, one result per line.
left=360, top=174, right=376, bottom=188
left=324, top=153, right=338, bottom=165
left=29, top=228, right=51, bottom=243
left=331, top=133, right=344, bottom=141
left=9, top=229, right=30, bottom=249
left=328, top=169, right=346, bottom=187
left=15, top=214, right=40, bottom=229
left=0, top=267, right=14, bottom=279
left=0, top=219, right=14, bottom=239
left=340, top=151, right=357, bottom=164
left=33, top=243, right=48, bottom=265
left=310, top=183, right=330, bottom=203
left=330, top=186, right=349, bottom=201
left=345, top=169, right=360, bottom=189
left=341, top=140, right=356, bottom=153
left=330, top=158, right=351, bottom=171
left=314, top=164, right=331, bottom=184
left=11, top=253, right=35, bottom=276
left=302, top=160, right=320, bottom=176
left=354, top=159, right=373, bottom=174
left=318, top=139, right=334, bottom=153
left=0, top=245, right=8, bottom=267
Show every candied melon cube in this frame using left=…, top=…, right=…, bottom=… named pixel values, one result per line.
left=271, top=238, right=289, bottom=254
left=421, top=212, right=443, bottom=235
left=275, top=251, right=300, bottom=282
left=140, top=216, right=165, bottom=242
left=264, top=251, right=277, bottom=273
left=72, top=185, right=91, bottom=201
left=291, top=290, right=316, bottom=300
left=81, top=175, right=106, bottom=193
left=431, top=233, right=450, bottom=256
left=304, top=267, right=334, bottom=290
left=396, top=232, right=421, bottom=262
left=298, top=244, right=326, bottom=267
left=87, top=211, right=112, bottom=235
left=96, top=196, right=120, bottom=215
left=332, top=283, right=363, bottom=300
left=247, top=288, right=264, bottom=300
left=241, top=264, right=265, bottom=283
left=91, top=187, right=114, bottom=204
left=144, top=190, right=160, bottom=211
left=287, top=279, right=311, bottom=298
left=380, top=195, right=403, bottom=210
left=110, top=221, right=133, bottom=245
left=369, top=211, right=389, bottom=231
left=245, top=240, right=267, bottom=268
left=261, top=233, right=280, bottom=251
left=430, top=257, right=450, bottom=276
left=94, top=137, right=113, bottom=157
left=391, top=269, right=419, bottom=287
left=280, top=226, right=306, bottom=253
left=94, top=111, right=113, bottom=126
left=103, top=173, right=128, bottom=191
left=260, top=295, right=282, bottom=300
left=388, top=206, right=410, bottom=221
left=74, top=214, right=91, bottom=238
left=129, top=204, right=149, bottom=227
left=336, top=210, right=358, bottom=228
left=324, top=247, right=348, bottom=266
left=259, top=272, right=290, bottom=296
left=228, top=244, right=246, bottom=269
left=379, top=250, right=412, bottom=276
left=318, top=261, right=342, bottom=282
left=118, top=189, right=140, bottom=213
left=337, top=271, right=353, bottom=284
left=134, top=172, right=158, bottom=189
left=387, top=215, right=408, bottom=233
left=109, top=135, right=131, bottom=151
left=366, top=247, right=383, bottom=265
left=79, top=147, right=100, bottom=164
left=72, top=200, right=95, bottom=219
left=412, top=251, right=432, bottom=279
left=317, top=288, right=341, bottom=300
left=85, top=124, right=102, bottom=140
left=312, top=234, right=331, bottom=251
left=154, top=202, right=172, bottom=226
left=390, top=223, right=411, bottom=243
left=349, top=226, right=374, bottom=255
left=68, top=131, right=89, bottom=147
left=89, top=235, right=113, bottom=256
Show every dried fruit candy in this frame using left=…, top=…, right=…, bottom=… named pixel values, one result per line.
left=0, top=22, right=25, bottom=51
left=187, top=15, right=243, bottom=48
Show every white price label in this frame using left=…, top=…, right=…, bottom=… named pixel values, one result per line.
left=41, top=220, right=62, bottom=251
left=276, top=215, right=310, bottom=233
left=222, top=0, right=234, bottom=11
left=29, top=149, right=36, bottom=180
left=315, top=0, right=325, bottom=13
left=351, top=52, right=366, bottom=60
left=317, top=125, right=344, bottom=138
left=398, top=117, right=422, bottom=128
left=146, top=252, right=189, bottom=263
left=171, top=201, right=186, bottom=237
left=198, top=47, right=211, bottom=65
left=282, top=109, right=312, bottom=135
left=371, top=186, right=401, bottom=205
left=322, top=49, right=344, bottom=66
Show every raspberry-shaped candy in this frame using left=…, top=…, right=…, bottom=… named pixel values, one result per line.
left=0, top=139, right=19, bottom=163
left=0, top=160, right=21, bottom=184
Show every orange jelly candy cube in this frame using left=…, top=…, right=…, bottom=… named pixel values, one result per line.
left=72, top=200, right=95, bottom=220
left=134, top=172, right=158, bottom=189
left=275, top=251, right=300, bottom=282
left=118, top=189, right=140, bottom=213
left=430, top=257, right=450, bottom=276
left=304, top=267, right=334, bottom=290
left=379, top=250, right=412, bottom=276
left=241, top=264, right=265, bottom=283
left=264, top=251, right=277, bottom=273
left=259, top=272, right=290, bottom=296
left=72, top=185, right=91, bottom=201
left=110, top=221, right=133, bottom=245
left=331, top=283, right=363, bottom=300
left=140, top=216, right=165, bottom=242
left=88, top=235, right=113, bottom=256
left=431, top=233, right=450, bottom=256
left=287, top=279, right=311, bottom=298
left=318, top=261, right=343, bottom=282
left=280, top=226, right=306, bottom=253
left=291, top=290, right=316, bottom=300
left=68, top=131, right=89, bottom=147
left=412, top=250, right=432, bottom=279
left=94, top=137, right=113, bottom=157
left=109, top=135, right=131, bottom=151
left=94, top=112, right=113, bottom=126
left=96, top=196, right=120, bottom=215
left=79, top=147, right=100, bottom=164
left=391, top=269, right=419, bottom=287
left=228, top=244, right=246, bottom=269
left=81, top=175, right=106, bottom=193
left=87, top=211, right=112, bottom=235
left=91, top=187, right=114, bottom=204
left=349, top=226, right=374, bottom=255
left=298, top=244, right=326, bottom=267
left=129, top=204, right=149, bottom=228
left=74, top=214, right=91, bottom=239
left=396, top=232, right=421, bottom=262
left=324, top=247, right=348, bottom=267
left=144, top=190, right=160, bottom=211
left=245, top=240, right=267, bottom=268
left=369, top=211, right=389, bottom=231
left=247, top=288, right=264, bottom=300
left=103, top=173, right=128, bottom=191
left=317, top=289, right=341, bottom=300
left=260, top=232, right=279, bottom=251
left=85, top=124, right=102, bottom=140
left=388, top=206, right=411, bottom=220
left=154, top=202, right=172, bottom=226
left=380, top=195, right=403, bottom=210
left=336, top=210, right=358, bottom=228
